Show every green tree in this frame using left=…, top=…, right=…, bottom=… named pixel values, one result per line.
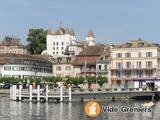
left=97, top=76, right=108, bottom=86
left=87, top=76, right=96, bottom=84
left=27, top=29, right=47, bottom=54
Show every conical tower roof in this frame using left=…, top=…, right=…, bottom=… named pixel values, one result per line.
left=65, top=27, right=70, bottom=34
left=87, top=30, right=95, bottom=38
left=54, top=27, right=65, bottom=35
left=47, top=28, right=52, bottom=35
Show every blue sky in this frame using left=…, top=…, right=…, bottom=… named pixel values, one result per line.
left=0, top=0, right=160, bottom=44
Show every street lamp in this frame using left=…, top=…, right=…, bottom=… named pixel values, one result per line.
left=96, top=60, right=98, bottom=88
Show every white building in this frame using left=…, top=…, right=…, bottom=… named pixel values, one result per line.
left=46, top=27, right=97, bottom=57
left=0, top=54, right=52, bottom=78
left=46, top=27, right=76, bottom=57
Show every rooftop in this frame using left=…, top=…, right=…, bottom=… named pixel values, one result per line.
left=48, top=27, right=76, bottom=36
left=0, top=54, right=52, bottom=67
left=86, top=30, right=95, bottom=38
left=0, top=36, right=24, bottom=47
left=72, top=44, right=110, bottom=65
left=78, top=44, right=107, bottom=56
left=114, top=39, right=157, bottom=49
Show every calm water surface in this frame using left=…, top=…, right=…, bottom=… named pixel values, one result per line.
left=0, top=96, right=160, bottom=120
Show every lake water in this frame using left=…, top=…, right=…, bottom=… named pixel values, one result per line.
left=0, top=96, right=160, bottom=120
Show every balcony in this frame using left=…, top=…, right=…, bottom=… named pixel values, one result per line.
left=111, top=67, right=156, bottom=71
left=97, top=69, right=108, bottom=73
left=80, top=68, right=96, bottom=73
left=111, top=75, right=156, bottom=80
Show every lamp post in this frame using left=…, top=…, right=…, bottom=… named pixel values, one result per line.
left=96, top=60, right=98, bottom=85
left=84, top=60, right=87, bottom=82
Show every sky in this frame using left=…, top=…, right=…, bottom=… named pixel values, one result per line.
left=0, top=0, right=160, bottom=45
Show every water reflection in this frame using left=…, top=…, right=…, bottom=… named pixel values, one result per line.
left=0, top=97, right=159, bottom=120
left=60, top=103, right=63, bottom=120
left=68, top=102, right=71, bottom=120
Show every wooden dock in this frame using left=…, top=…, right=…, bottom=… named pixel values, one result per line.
left=10, top=85, right=160, bottom=102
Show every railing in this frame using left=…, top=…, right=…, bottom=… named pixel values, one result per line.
left=80, top=68, right=96, bottom=72
left=111, top=67, right=156, bottom=70
left=111, top=76, right=156, bottom=80
left=71, top=87, right=160, bottom=93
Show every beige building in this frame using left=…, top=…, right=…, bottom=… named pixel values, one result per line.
left=52, top=57, right=74, bottom=77
left=0, top=36, right=28, bottom=55
left=111, top=39, right=160, bottom=89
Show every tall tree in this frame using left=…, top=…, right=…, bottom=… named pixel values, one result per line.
left=27, top=29, right=47, bottom=54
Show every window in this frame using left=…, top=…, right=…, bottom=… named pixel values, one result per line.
left=136, top=70, right=143, bottom=78
left=146, top=52, right=152, bottom=57
left=61, top=47, right=64, bottom=50
left=126, top=62, right=131, bottom=69
left=57, top=57, right=62, bottom=62
left=67, top=58, right=71, bottom=63
left=4, top=66, right=11, bottom=71
left=56, top=47, right=59, bottom=50
left=146, top=70, right=153, bottom=77
left=137, top=61, right=142, bottom=68
left=137, top=43, right=144, bottom=47
left=116, top=71, right=121, bottom=77
left=124, top=70, right=131, bottom=77
left=116, top=62, right=122, bottom=69
left=25, top=67, right=32, bottom=71
left=20, top=67, right=25, bottom=71
left=53, top=52, right=55, bottom=54
left=125, top=53, right=131, bottom=58
left=56, top=66, right=61, bottom=71
left=105, top=65, right=108, bottom=71
left=62, top=42, right=64, bottom=45
left=56, top=52, right=58, bottom=54
left=116, top=53, right=122, bottom=58
left=53, top=42, right=55, bottom=45
left=138, top=52, right=142, bottom=57
left=56, top=42, right=59, bottom=45
left=12, top=67, right=20, bottom=71
left=65, top=66, right=71, bottom=71
left=146, top=61, right=152, bottom=68
left=98, top=65, right=101, bottom=70
left=53, top=47, right=55, bottom=50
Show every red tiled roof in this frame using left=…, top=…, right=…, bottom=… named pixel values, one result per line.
left=72, top=56, right=100, bottom=65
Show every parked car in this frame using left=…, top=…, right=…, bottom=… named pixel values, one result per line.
left=0, top=83, right=4, bottom=89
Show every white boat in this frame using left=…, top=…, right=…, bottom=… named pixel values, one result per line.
left=142, top=101, right=154, bottom=108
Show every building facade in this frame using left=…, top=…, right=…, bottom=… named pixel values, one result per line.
left=0, top=54, right=52, bottom=78
left=52, top=57, right=74, bottom=77
left=0, top=36, right=28, bottom=55
left=111, top=39, right=160, bottom=89
left=72, top=44, right=111, bottom=83
left=46, top=27, right=97, bottom=57
left=46, top=27, right=76, bottom=57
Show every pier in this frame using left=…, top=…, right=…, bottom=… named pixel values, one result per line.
left=10, top=85, right=160, bottom=102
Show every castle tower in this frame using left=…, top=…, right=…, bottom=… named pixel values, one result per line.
left=46, top=26, right=77, bottom=57
left=85, top=30, right=96, bottom=46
